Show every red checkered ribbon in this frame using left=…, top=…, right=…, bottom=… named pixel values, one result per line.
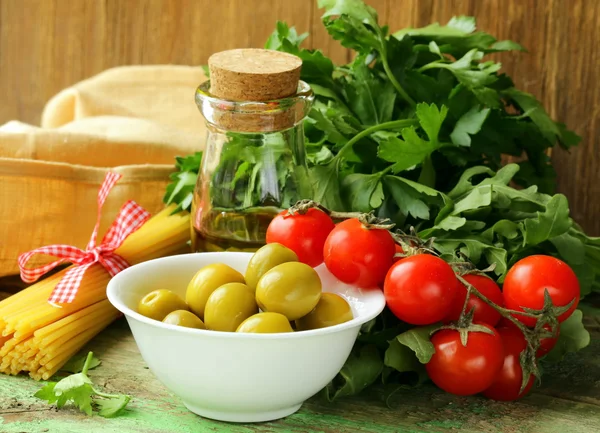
left=18, top=172, right=151, bottom=304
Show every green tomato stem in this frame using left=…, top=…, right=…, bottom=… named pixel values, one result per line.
left=288, top=199, right=395, bottom=229
left=459, top=285, right=473, bottom=324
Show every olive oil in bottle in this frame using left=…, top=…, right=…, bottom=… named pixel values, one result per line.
left=191, top=208, right=280, bottom=253
left=190, top=48, right=314, bottom=253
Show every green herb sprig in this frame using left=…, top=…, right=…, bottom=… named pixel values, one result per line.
left=34, top=352, right=131, bottom=418
left=163, top=152, right=203, bottom=213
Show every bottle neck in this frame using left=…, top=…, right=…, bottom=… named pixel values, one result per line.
left=195, top=80, right=314, bottom=133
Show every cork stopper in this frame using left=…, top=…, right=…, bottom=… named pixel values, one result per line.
left=197, top=49, right=311, bottom=132
left=208, top=48, right=302, bottom=101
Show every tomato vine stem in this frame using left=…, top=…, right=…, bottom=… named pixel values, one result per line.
left=288, top=200, right=395, bottom=230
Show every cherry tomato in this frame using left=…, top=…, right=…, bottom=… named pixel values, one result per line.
left=426, top=324, right=504, bottom=396
left=498, top=318, right=560, bottom=358
left=266, top=208, right=335, bottom=268
left=503, top=255, right=580, bottom=327
left=482, top=325, right=534, bottom=401
left=323, top=218, right=395, bottom=288
left=384, top=254, right=458, bottom=325
left=444, top=274, right=504, bottom=326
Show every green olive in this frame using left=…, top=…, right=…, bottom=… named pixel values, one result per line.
left=245, top=243, right=298, bottom=291
left=255, top=262, right=322, bottom=321
left=185, top=263, right=245, bottom=319
left=295, top=293, right=353, bottom=330
left=162, top=310, right=206, bottom=329
left=138, top=289, right=188, bottom=322
left=204, top=283, right=258, bottom=332
left=236, top=312, right=294, bottom=333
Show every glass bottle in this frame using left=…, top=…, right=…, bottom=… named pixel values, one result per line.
left=191, top=80, right=314, bottom=252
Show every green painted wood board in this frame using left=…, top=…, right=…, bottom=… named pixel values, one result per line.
left=1, top=318, right=599, bottom=433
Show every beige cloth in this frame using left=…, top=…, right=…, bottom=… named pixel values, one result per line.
left=0, top=65, right=208, bottom=278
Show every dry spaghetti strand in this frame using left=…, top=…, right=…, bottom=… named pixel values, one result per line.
left=0, top=205, right=190, bottom=379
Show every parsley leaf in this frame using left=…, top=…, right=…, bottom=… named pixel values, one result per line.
left=269, top=28, right=336, bottom=89
left=310, top=159, right=345, bottom=211
left=34, top=382, right=59, bottom=404
left=503, top=87, right=561, bottom=143
left=523, top=194, right=572, bottom=246
left=323, top=345, right=383, bottom=402
left=376, top=103, right=448, bottom=174
left=96, top=395, right=132, bottom=418
left=34, top=352, right=131, bottom=418
left=384, top=175, right=439, bottom=220
left=323, top=14, right=382, bottom=54
left=55, top=380, right=94, bottom=415
left=377, top=131, right=434, bottom=174
left=163, top=152, right=203, bottom=213
left=395, top=325, right=438, bottom=364
left=318, top=0, right=379, bottom=28
left=419, top=49, right=502, bottom=107
left=342, top=172, right=384, bottom=212
left=265, top=21, right=308, bottom=50
left=450, top=105, right=490, bottom=146
left=393, top=15, right=524, bottom=58
left=343, top=59, right=396, bottom=125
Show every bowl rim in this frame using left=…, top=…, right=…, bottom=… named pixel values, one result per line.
left=107, top=252, right=386, bottom=340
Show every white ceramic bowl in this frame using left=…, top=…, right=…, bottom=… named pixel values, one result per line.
left=107, top=252, right=385, bottom=423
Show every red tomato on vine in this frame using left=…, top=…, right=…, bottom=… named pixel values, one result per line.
left=503, top=255, right=580, bottom=327
left=384, top=254, right=458, bottom=325
left=323, top=218, right=395, bottom=288
left=266, top=208, right=335, bottom=267
left=426, top=324, right=505, bottom=396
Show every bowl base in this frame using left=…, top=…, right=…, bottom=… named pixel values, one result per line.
left=183, top=401, right=303, bottom=423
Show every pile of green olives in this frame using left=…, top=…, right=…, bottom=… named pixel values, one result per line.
left=137, top=243, right=354, bottom=333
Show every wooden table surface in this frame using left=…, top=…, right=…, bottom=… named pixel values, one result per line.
left=1, top=317, right=599, bottom=433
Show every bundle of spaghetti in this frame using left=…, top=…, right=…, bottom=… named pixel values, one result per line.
left=0, top=204, right=190, bottom=380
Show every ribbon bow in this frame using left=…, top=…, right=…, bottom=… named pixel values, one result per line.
left=18, top=172, right=151, bottom=304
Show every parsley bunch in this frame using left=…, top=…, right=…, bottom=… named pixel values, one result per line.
left=268, top=1, right=579, bottom=205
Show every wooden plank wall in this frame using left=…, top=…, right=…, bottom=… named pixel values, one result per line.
left=1, top=0, right=598, bottom=233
